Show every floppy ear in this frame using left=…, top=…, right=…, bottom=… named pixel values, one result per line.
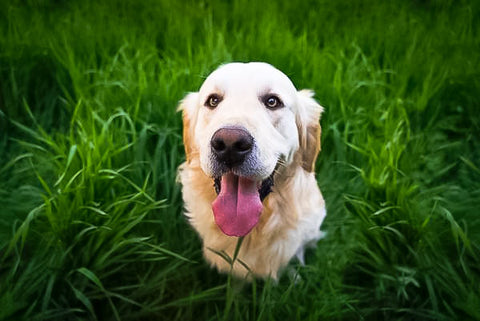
left=177, top=93, right=199, bottom=164
left=296, top=90, right=324, bottom=172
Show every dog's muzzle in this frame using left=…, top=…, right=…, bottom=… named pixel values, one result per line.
left=210, top=126, right=274, bottom=200
left=209, top=127, right=275, bottom=237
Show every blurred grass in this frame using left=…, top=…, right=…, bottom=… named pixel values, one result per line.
left=0, top=0, right=479, bottom=320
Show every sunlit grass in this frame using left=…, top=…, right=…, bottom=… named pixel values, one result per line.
left=0, top=0, right=479, bottom=320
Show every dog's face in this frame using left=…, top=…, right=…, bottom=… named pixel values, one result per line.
left=180, top=62, right=323, bottom=237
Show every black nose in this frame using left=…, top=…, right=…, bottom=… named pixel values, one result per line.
left=211, top=127, right=254, bottom=168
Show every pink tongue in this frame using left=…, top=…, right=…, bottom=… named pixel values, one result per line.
left=212, top=173, right=263, bottom=237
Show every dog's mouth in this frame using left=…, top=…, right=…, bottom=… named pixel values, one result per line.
left=213, top=174, right=274, bottom=201
left=211, top=172, right=274, bottom=237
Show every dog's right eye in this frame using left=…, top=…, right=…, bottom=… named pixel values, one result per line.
left=262, top=95, right=284, bottom=110
left=205, top=94, right=222, bottom=109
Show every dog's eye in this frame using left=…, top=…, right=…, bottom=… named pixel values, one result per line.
left=263, top=95, right=283, bottom=109
left=205, top=94, right=222, bottom=109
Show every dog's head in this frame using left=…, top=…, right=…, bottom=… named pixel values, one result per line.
left=179, top=62, right=323, bottom=237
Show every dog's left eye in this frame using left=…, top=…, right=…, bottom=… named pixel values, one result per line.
left=263, top=95, right=283, bottom=109
left=205, top=94, right=222, bottom=109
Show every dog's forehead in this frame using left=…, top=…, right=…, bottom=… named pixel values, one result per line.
left=199, top=62, right=297, bottom=96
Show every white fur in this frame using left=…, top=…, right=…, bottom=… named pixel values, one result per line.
left=178, top=62, right=326, bottom=279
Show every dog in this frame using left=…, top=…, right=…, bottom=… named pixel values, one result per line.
left=178, top=62, right=326, bottom=279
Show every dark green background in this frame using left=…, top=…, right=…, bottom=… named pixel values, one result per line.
left=1, top=0, right=479, bottom=320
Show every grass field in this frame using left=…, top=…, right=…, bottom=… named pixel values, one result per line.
left=1, top=0, right=479, bottom=320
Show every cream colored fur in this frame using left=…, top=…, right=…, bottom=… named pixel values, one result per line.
left=178, top=62, right=326, bottom=279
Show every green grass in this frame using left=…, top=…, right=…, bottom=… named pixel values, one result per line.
left=0, top=0, right=479, bottom=320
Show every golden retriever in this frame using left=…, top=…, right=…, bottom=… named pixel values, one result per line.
left=178, top=62, right=325, bottom=279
